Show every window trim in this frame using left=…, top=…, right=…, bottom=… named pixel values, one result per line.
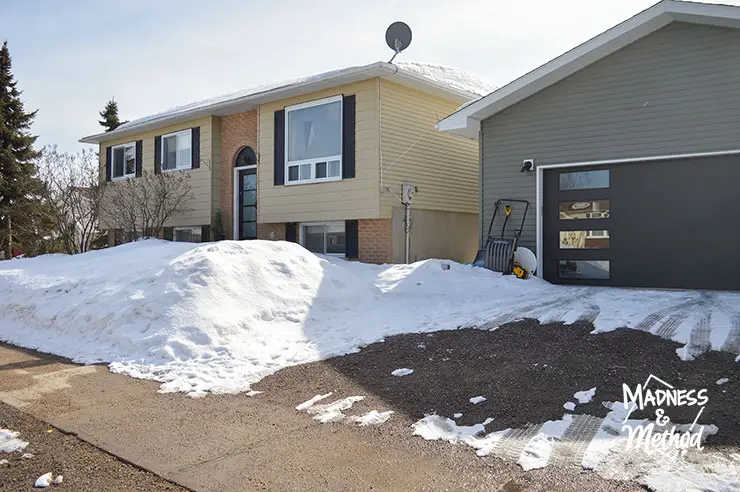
left=160, top=129, right=193, bottom=172
left=110, top=142, right=136, bottom=180
left=300, top=221, right=346, bottom=257
left=284, top=95, right=343, bottom=185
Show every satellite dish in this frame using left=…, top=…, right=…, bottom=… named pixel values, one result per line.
left=514, top=247, right=537, bottom=276
left=386, top=22, right=412, bottom=63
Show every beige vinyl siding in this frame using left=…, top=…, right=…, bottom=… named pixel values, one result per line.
left=98, top=116, right=216, bottom=228
left=258, top=79, right=379, bottom=223
left=379, top=79, right=479, bottom=217
left=211, top=117, right=222, bottom=219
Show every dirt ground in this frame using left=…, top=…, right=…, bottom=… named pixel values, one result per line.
left=1, top=319, right=737, bottom=491
left=0, top=402, right=187, bottom=492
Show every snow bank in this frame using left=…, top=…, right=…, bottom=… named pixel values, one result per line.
left=1, top=239, right=738, bottom=397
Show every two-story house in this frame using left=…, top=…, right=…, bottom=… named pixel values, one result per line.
left=80, top=61, right=491, bottom=263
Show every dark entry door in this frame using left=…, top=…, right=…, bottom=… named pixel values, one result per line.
left=543, top=155, right=740, bottom=290
left=238, top=168, right=257, bottom=240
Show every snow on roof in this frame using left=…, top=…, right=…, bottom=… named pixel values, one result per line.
left=114, top=66, right=355, bottom=132
left=80, top=61, right=492, bottom=143
left=394, top=61, right=495, bottom=97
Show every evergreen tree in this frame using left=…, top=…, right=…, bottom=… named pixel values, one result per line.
left=98, top=98, right=121, bottom=131
left=0, top=40, right=43, bottom=258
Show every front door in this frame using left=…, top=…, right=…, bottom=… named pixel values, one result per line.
left=238, top=168, right=257, bottom=240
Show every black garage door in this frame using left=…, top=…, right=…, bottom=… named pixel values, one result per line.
left=542, top=154, right=740, bottom=290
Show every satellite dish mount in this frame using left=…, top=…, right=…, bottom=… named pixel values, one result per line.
left=386, top=22, right=412, bottom=63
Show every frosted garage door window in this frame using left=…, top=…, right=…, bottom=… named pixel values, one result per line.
left=559, top=170, right=610, bottom=191
left=559, top=260, right=610, bottom=279
left=559, top=230, right=610, bottom=249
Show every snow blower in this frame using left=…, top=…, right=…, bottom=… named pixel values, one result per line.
left=473, top=199, right=529, bottom=275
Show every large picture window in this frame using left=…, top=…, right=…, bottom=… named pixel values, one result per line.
left=111, top=142, right=136, bottom=179
left=285, top=96, right=342, bottom=184
left=301, top=222, right=345, bottom=256
left=161, top=129, right=192, bottom=171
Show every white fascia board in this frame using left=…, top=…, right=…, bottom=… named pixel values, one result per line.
left=437, top=0, right=740, bottom=136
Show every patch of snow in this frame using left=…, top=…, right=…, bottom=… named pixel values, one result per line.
left=21, top=453, right=34, bottom=459
left=350, top=410, right=394, bottom=426
left=53, top=475, right=63, bottom=485
left=296, top=393, right=333, bottom=411
left=453, top=413, right=463, bottom=419
left=304, top=396, right=365, bottom=424
left=34, top=472, right=53, bottom=488
left=469, top=396, right=486, bottom=404
left=676, top=345, right=695, bottom=361
left=716, top=378, right=729, bottom=385
left=563, top=402, right=576, bottom=411
left=518, top=415, right=573, bottom=471
left=244, top=390, right=262, bottom=397
left=391, top=368, right=413, bottom=377
left=394, top=61, right=495, bottom=97
left=0, top=459, right=8, bottom=465
left=0, top=429, right=28, bottom=453
left=412, top=415, right=488, bottom=443
left=574, top=387, right=596, bottom=404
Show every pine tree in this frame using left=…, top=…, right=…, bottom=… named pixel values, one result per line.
left=0, top=40, right=43, bottom=259
left=99, top=98, right=121, bottom=131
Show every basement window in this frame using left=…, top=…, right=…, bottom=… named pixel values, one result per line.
left=300, top=222, right=345, bottom=256
left=173, top=226, right=202, bottom=243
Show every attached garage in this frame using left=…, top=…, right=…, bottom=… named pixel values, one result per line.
left=540, top=154, right=740, bottom=290
left=438, top=1, right=740, bottom=291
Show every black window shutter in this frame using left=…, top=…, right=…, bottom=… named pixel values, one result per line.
left=342, top=95, right=356, bottom=179
left=285, top=222, right=297, bottom=243
left=163, top=227, right=173, bottom=241
left=135, top=140, right=143, bottom=177
left=105, top=146, right=112, bottom=181
left=201, top=225, right=210, bottom=242
left=191, top=127, right=201, bottom=169
left=154, top=136, right=162, bottom=174
left=345, top=220, right=359, bottom=259
left=274, top=110, right=285, bottom=185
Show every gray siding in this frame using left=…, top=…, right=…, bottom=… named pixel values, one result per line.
left=481, top=22, right=740, bottom=249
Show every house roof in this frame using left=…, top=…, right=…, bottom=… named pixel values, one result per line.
left=80, top=61, right=493, bottom=144
left=438, top=0, right=740, bottom=139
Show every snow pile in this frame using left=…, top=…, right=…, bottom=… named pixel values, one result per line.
left=0, top=429, right=28, bottom=453
left=394, top=61, right=495, bottom=97
left=34, top=472, right=53, bottom=488
left=391, top=368, right=413, bottom=377
left=1, top=240, right=739, bottom=397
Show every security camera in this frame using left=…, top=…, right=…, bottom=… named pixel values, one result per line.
left=520, top=159, right=535, bottom=173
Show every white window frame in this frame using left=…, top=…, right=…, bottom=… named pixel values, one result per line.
left=111, top=142, right=136, bottom=180
left=173, top=226, right=202, bottom=243
left=285, top=95, right=343, bottom=185
left=300, top=221, right=346, bottom=257
left=160, top=129, right=193, bottom=172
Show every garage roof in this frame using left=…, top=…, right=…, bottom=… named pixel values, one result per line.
left=438, top=0, right=740, bottom=139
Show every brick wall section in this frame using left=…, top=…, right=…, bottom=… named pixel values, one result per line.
left=257, top=223, right=286, bottom=241
left=358, top=219, right=392, bottom=264
left=220, top=111, right=259, bottom=239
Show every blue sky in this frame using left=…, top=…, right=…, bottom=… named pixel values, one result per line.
left=2, top=0, right=737, bottom=153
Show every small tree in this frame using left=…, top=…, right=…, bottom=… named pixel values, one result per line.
left=211, top=209, right=224, bottom=241
left=0, top=41, right=43, bottom=259
left=36, top=145, right=106, bottom=254
left=99, top=98, right=121, bottom=132
left=104, top=170, right=192, bottom=242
